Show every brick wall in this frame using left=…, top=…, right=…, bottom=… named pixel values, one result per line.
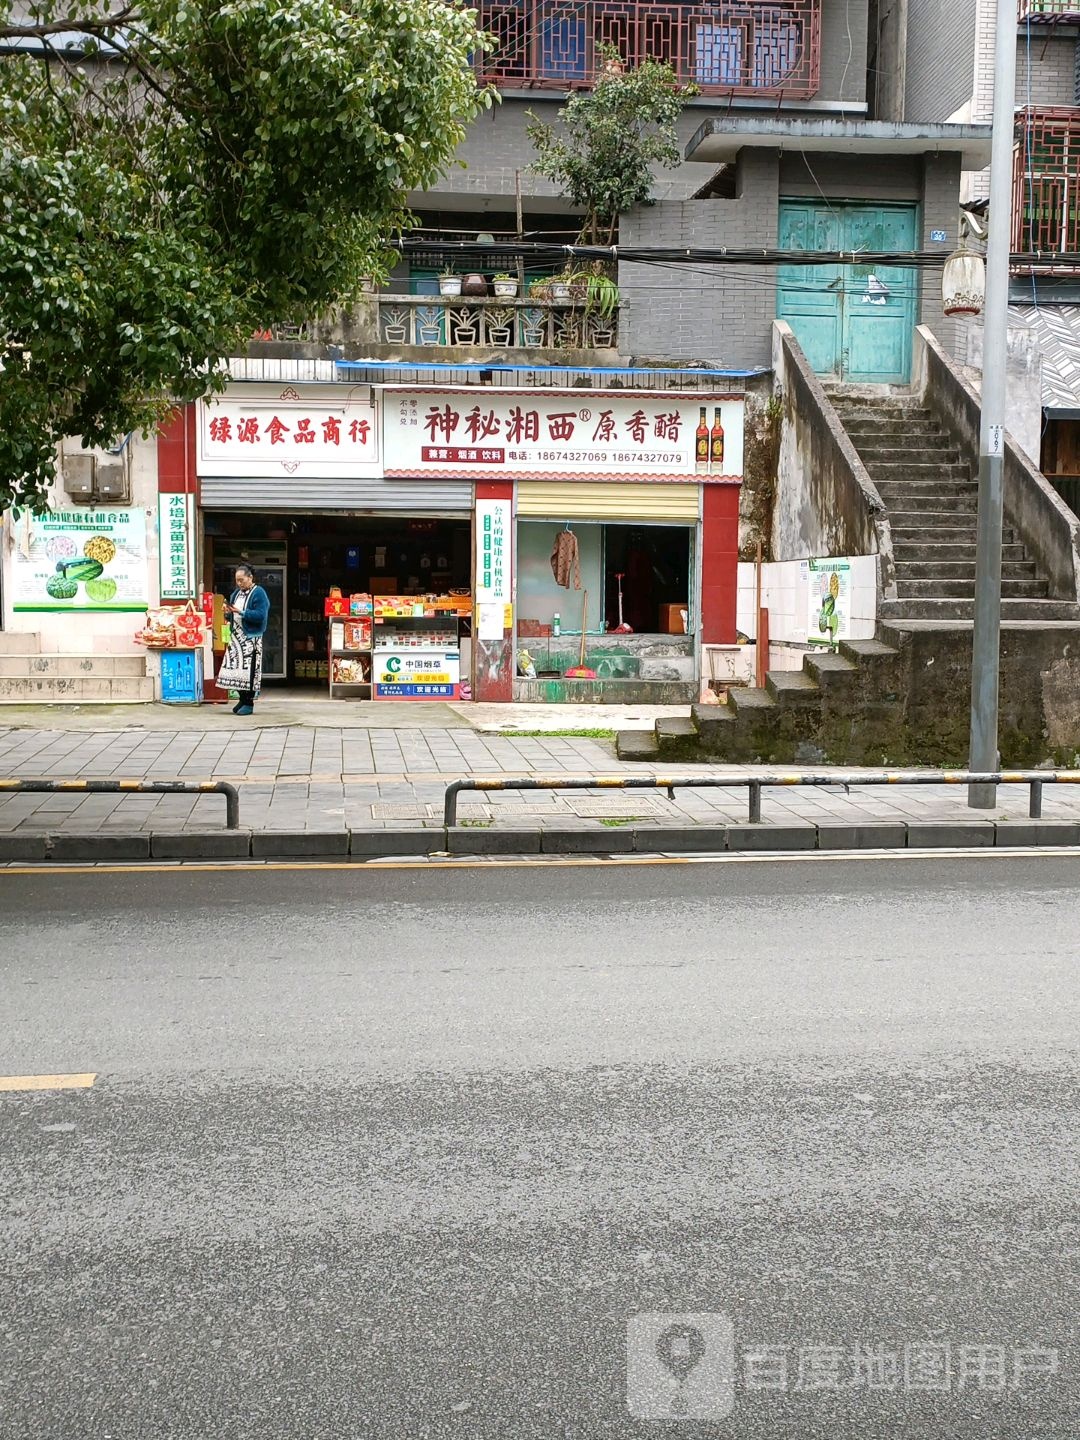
left=919, top=153, right=964, bottom=355
left=619, top=151, right=781, bottom=370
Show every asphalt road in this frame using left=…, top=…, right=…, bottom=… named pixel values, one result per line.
left=2, top=854, right=1079, bottom=1439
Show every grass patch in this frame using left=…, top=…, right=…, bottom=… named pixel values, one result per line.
left=459, top=818, right=492, bottom=828
left=495, top=728, right=616, bottom=740
left=599, top=816, right=641, bottom=827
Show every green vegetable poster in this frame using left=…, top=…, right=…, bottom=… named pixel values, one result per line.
left=11, top=509, right=148, bottom=612
left=805, top=558, right=851, bottom=649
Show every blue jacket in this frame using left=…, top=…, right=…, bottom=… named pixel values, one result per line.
left=231, top=585, right=269, bottom=638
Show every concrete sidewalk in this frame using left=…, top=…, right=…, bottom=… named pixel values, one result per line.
left=0, top=721, right=1078, bottom=858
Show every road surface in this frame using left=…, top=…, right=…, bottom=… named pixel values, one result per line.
left=2, top=854, right=1078, bottom=1437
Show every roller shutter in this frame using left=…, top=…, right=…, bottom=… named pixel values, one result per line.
left=515, top=481, right=699, bottom=521
left=199, top=475, right=472, bottom=516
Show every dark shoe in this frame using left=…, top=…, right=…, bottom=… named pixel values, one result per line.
left=232, top=702, right=242, bottom=714
left=235, top=705, right=254, bottom=716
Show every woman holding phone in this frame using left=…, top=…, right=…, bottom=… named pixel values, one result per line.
left=217, top=565, right=270, bottom=715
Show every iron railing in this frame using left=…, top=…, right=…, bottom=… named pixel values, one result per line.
left=1017, top=0, right=1080, bottom=18
left=443, top=771, right=1080, bottom=826
left=0, top=778, right=241, bottom=828
left=1013, top=107, right=1080, bottom=266
left=475, top=0, right=821, bottom=97
left=377, top=294, right=619, bottom=350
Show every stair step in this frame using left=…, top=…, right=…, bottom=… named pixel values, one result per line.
left=856, top=446, right=961, bottom=465
left=0, top=632, right=41, bottom=655
left=804, top=650, right=858, bottom=684
left=729, top=686, right=776, bottom=713
left=892, top=542, right=1027, bottom=561
left=881, top=495, right=978, bottom=515
left=888, top=510, right=982, bottom=528
left=845, top=422, right=950, bottom=442
left=894, top=560, right=1037, bottom=581
left=0, top=655, right=147, bottom=678
left=655, top=716, right=699, bottom=755
left=840, top=639, right=899, bottom=661
left=615, top=729, right=660, bottom=761
left=869, top=462, right=972, bottom=479
left=891, top=524, right=1006, bottom=543
left=765, top=669, right=820, bottom=704
left=895, top=579, right=1050, bottom=599
left=689, top=701, right=736, bottom=751
left=880, top=597, right=1080, bottom=621
left=0, top=676, right=155, bottom=703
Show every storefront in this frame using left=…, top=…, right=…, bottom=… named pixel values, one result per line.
left=383, top=387, right=744, bottom=701
left=153, top=380, right=743, bottom=704
left=194, top=383, right=474, bottom=698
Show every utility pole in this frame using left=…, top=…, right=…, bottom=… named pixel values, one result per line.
left=968, top=0, right=1019, bottom=807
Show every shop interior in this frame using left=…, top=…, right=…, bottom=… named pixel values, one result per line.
left=204, top=511, right=472, bottom=686
left=517, top=522, right=693, bottom=637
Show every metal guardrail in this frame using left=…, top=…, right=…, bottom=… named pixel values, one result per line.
left=0, top=779, right=241, bottom=829
left=443, top=771, right=1080, bottom=827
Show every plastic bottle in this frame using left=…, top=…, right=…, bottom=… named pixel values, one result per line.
left=553, top=612, right=561, bottom=637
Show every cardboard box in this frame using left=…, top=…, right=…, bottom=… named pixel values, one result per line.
left=658, top=603, right=688, bottom=635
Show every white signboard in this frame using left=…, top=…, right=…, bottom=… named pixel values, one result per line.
left=384, top=389, right=744, bottom=483
left=475, top=498, right=510, bottom=604
left=373, top=649, right=460, bottom=699
left=158, top=493, right=195, bottom=600
left=198, top=383, right=380, bottom=477
left=12, top=508, right=148, bottom=612
left=804, top=558, right=852, bottom=648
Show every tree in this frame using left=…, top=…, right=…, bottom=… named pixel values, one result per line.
left=527, top=48, right=694, bottom=247
left=0, top=0, right=492, bottom=512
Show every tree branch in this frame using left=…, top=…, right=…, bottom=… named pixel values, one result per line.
left=0, top=8, right=140, bottom=41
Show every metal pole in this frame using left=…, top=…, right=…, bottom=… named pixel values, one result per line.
left=968, top=0, right=1019, bottom=808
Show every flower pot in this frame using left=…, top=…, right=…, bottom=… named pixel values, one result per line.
left=438, top=276, right=462, bottom=297
left=550, top=282, right=572, bottom=302
left=461, top=272, right=488, bottom=296
left=493, top=279, right=518, bottom=298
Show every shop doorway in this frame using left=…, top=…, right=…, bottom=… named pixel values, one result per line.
left=204, top=511, right=472, bottom=687
left=517, top=520, right=694, bottom=635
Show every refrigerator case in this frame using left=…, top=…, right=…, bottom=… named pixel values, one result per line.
left=213, top=563, right=287, bottom=679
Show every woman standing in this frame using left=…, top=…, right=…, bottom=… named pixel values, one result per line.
left=218, top=565, right=270, bottom=715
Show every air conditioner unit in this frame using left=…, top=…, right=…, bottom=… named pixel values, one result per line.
left=95, top=455, right=130, bottom=502
left=62, top=453, right=95, bottom=501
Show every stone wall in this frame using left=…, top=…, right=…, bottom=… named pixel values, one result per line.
left=771, top=322, right=896, bottom=591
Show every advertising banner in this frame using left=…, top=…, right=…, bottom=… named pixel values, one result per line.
left=373, top=649, right=460, bottom=699
left=804, top=558, right=852, bottom=648
left=12, top=509, right=148, bottom=612
left=384, top=389, right=744, bottom=483
left=198, top=383, right=380, bottom=477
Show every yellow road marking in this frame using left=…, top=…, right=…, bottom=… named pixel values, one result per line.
left=0, top=1073, right=96, bottom=1092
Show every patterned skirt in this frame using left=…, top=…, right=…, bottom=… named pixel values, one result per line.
left=217, top=630, right=263, bottom=696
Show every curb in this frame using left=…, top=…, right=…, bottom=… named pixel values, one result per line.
left=0, top=820, right=1078, bottom=863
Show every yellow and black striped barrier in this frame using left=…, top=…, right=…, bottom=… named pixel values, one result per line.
left=0, top=778, right=241, bottom=829
left=443, top=771, right=1080, bottom=827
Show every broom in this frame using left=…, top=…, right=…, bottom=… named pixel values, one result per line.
left=564, top=589, right=597, bottom=679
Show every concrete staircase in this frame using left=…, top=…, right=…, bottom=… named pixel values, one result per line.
left=0, top=632, right=152, bottom=704
left=617, top=636, right=904, bottom=765
left=828, top=390, right=1075, bottom=621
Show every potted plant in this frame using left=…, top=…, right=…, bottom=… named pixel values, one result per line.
left=492, top=272, right=519, bottom=298
left=438, top=266, right=462, bottom=298
left=528, top=276, right=552, bottom=301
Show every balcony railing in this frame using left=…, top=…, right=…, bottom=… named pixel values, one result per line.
left=1013, top=108, right=1080, bottom=266
left=475, top=0, right=821, bottom=98
left=1017, top=0, right=1080, bottom=19
left=376, top=295, right=619, bottom=350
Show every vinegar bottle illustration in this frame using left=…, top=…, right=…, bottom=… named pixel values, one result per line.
left=695, top=407, right=709, bottom=474
left=711, top=408, right=725, bottom=470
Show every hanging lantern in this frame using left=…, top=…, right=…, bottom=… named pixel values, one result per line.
left=942, top=245, right=985, bottom=317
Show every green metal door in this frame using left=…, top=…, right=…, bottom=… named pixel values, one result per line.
left=777, top=201, right=918, bottom=382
